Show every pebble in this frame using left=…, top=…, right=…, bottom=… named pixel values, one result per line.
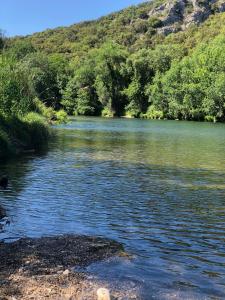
left=97, top=288, right=110, bottom=300
left=63, top=269, right=70, bottom=275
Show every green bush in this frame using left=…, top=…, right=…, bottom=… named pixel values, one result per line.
left=22, top=112, right=51, bottom=149
left=205, top=115, right=216, bottom=122
left=55, top=109, right=68, bottom=123
left=148, top=17, right=163, bottom=29
left=0, top=113, right=51, bottom=158
left=101, top=107, right=115, bottom=117
left=34, top=98, right=56, bottom=121
left=145, top=105, right=164, bottom=119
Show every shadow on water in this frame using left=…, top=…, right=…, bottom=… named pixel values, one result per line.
left=0, top=147, right=50, bottom=237
left=1, top=117, right=225, bottom=299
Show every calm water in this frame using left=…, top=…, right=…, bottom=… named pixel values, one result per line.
left=1, top=117, right=225, bottom=299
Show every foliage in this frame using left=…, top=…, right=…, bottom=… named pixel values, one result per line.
left=148, top=17, right=163, bottom=29
left=2, top=0, right=225, bottom=122
left=143, top=105, right=164, bottom=119
left=62, top=42, right=128, bottom=116
left=5, top=40, right=36, bottom=60
left=0, top=56, right=34, bottom=116
left=148, top=35, right=225, bottom=121
left=17, top=52, right=69, bottom=108
left=93, top=42, right=128, bottom=116
left=55, top=109, right=68, bottom=123
left=0, top=113, right=50, bottom=158
left=0, top=54, right=63, bottom=158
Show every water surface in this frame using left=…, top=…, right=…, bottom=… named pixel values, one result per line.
left=1, top=118, right=225, bottom=299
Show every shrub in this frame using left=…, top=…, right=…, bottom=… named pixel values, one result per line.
left=145, top=105, right=164, bottom=119
left=148, top=17, right=163, bottom=29
left=0, top=113, right=51, bottom=158
left=101, top=107, right=115, bottom=117
left=22, top=112, right=51, bottom=149
left=34, top=98, right=56, bottom=121
left=55, top=109, right=68, bottom=123
left=205, top=115, right=216, bottom=122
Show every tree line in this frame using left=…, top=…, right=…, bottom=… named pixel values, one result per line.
left=1, top=3, right=225, bottom=122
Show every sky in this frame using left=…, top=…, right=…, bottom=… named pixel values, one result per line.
left=0, top=0, right=145, bottom=37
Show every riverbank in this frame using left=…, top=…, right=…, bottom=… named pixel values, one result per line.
left=0, top=113, right=51, bottom=160
left=0, top=235, right=137, bottom=300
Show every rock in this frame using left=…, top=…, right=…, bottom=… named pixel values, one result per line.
left=63, top=269, right=70, bottom=275
left=97, top=288, right=111, bottom=300
left=158, top=24, right=181, bottom=35
left=161, top=0, right=186, bottom=26
left=147, top=0, right=225, bottom=36
left=184, top=3, right=211, bottom=27
left=215, top=0, right=225, bottom=12
left=18, top=267, right=24, bottom=273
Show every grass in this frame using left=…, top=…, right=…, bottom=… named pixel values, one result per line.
left=0, top=112, right=52, bottom=159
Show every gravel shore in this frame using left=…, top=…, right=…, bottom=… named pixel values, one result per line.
left=0, top=234, right=139, bottom=300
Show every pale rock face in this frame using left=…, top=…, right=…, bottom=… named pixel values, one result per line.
left=157, top=24, right=181, bottom=35
left=148, top=3, right=167, bottom=16
left=161, top=0, right=186, bottom=26
left=218, top=0, right=225, bottom=11
left=184, top=0, right=211, bottom=27
left=147, top=0, right=225, bottom=36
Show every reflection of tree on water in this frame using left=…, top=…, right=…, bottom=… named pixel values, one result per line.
left=0, top=206, right=6, bottom=219
left=0, top=176, right=8, bottom=189
left=0, top=148, right=49, bottom=224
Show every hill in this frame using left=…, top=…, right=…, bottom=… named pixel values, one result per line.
left=2, top=0, right=225, bottom=121
left=10, top=0, right=225, bottom=55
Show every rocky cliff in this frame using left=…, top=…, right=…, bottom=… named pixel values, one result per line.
left=148, top=0, right=225, bottom=35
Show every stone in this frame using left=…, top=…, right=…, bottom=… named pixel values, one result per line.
left=146, top=0, right=225, bottom=36
left=97, top=288, right=111, bottom=300
left=63, top=269, right=70, bottom=275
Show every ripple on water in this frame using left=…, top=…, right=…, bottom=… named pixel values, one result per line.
left=1, top=118, right=225, bottom=299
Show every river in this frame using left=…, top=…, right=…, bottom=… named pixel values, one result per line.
left=0, top=117, right=225, bottom=299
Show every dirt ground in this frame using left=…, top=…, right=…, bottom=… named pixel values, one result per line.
left=0, top=234, right=139, bottom=300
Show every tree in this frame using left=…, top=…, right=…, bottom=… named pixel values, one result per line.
left=62, top=57, right=100, bottom=115
left=93, top=42, right=128, bottom=116
left=123, top=49, right=154, bottom=117
left=18, top=52, right=63, bottom=108
left=6, top=40, right=36, bottom=60
left=0, top=56, right=33, bottom=117
left=147, top=35, right=225, bottom=121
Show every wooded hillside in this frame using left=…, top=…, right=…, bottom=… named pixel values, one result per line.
left=2, top=0, right=225, bottom=121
